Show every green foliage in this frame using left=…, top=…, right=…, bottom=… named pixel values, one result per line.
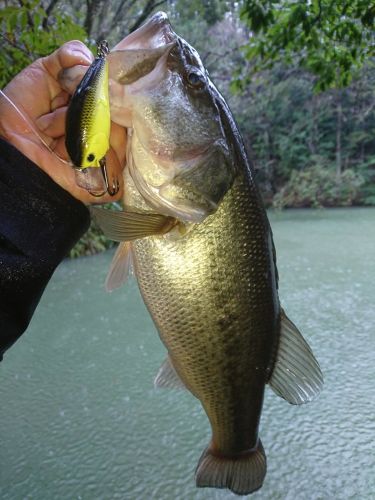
left=225, top=52, right=375, bottom=208
left=69, top=216, right=115, bottom=258
left=69, top=203, right=121, bottom=258
left=273, top=164, right=365, bottom=209
left=0, top=0, right=87, bottom=87
left=240, top=0, right=375, bottom=91
left=170, top=0, right=230, bottom=26
left=357, top=157, right=375, bottom=205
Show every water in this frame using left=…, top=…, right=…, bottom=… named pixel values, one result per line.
left=1, top=208, right=374, bottom=500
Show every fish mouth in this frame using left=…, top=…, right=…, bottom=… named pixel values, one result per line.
left=113, top=12, right=176, bottom=51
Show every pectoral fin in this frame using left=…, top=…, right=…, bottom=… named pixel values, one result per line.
left=268, top=309, right=323, bottom=405
left=91, top=206, right=176, bottom=242
left=105, top=241, right=133, bottom=292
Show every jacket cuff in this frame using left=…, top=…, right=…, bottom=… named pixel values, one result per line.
left=0, top=137, right=90, bottom=262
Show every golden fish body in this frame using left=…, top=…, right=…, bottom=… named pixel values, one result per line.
left=128, top=169, right=278, bottom=458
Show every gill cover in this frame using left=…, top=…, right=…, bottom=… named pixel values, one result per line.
left=65, top=41, right=110, bottom=169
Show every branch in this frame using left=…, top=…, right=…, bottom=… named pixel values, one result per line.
left=106, top=0, right=138, bottom=36
left=0, top=32, right=33, bottom=58
left=45, top=0, right=60, bottom=16
left=128, top=0, right=167, bottom=33
left=18, top=0, right=35, bottom=29
left=203, top=47, right=240, bottom=67
left=311, top=0, right=322, bottom=27
left=42, top=0, right=61, bottom=29
left=361, top=100, right=375, bottom=121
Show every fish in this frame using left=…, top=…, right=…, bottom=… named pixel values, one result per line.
left=65, top=40, right=119, bottom=196
left=90, top=12, right=323, bottom=496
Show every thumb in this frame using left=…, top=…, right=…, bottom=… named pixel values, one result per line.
left=41, top=40, right=94, bottom=83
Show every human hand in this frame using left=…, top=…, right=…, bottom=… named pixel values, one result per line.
left=0, top=41, right=126, bottom=204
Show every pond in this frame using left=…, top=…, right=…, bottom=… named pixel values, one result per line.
left=0, top=208, right=374, bottom=499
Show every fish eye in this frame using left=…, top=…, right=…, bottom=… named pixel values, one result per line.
left=87, top=153, right=95, bottom=162
left=186, top=69, right=205, bottom=89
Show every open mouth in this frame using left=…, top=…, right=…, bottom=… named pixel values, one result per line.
left=112, top=12, right=176, bottom=51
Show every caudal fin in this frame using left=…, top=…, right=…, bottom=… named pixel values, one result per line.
left=195, top=440, right=266, bottom=496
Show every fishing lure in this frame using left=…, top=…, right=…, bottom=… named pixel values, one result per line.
left=65, top=40, right=119, bottom=196
left=0, top=41, right=118, bottom=197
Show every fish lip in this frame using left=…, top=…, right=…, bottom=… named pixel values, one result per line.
left=112, top=12, right=176, bottom=51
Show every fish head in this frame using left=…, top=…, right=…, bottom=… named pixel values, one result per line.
left=109, top=12, right=236, bottom=223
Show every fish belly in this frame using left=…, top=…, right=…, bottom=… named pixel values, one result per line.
left=132, top=173, right=279, bottom=454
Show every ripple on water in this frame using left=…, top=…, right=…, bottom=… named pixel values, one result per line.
left=0, top=208, right=374, bottom=500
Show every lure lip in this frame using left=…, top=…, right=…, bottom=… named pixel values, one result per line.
left=74, top=160, right=120, bottom=198
left=74, top=167, right=107, bottom=197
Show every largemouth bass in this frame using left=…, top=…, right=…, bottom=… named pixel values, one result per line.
left=89, top=12, right=323, bottom=496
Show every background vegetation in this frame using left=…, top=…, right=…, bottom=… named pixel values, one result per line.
left=1, top=0, right=374, bottom=255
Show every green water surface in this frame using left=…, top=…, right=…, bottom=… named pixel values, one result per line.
left=1, top=208, right=374, bottom=499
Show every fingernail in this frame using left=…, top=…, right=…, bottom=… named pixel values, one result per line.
left=37, top=113, right=52, bottom=132
left=72, top=47, right=93, bottom=64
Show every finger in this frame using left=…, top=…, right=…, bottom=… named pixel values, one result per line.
left=58, top=65, right=89, bottom=95
left=36, top=106, right=67, bottom=139
left=51, top=90, right=70, bottom=110
left=110, top=121, right=127, bottom=167
left=41, top=41, right=93, bottom=83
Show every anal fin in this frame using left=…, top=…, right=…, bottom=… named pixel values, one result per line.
left=154, top=355, right=186, bottom=390
left=269, top=309, right=323, bottom=405
left=105, top=241, right=133, bottom=292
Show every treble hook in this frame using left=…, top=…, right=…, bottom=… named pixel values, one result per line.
left=100, top=158, right=120, bottom=196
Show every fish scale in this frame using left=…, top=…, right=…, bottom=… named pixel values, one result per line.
left=131, top=170, right=279, bottom=454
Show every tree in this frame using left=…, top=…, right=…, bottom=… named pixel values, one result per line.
left=66, top=0, right=168, bottom=41
left=0, top=0, right=87, bottom=87
left=240, top=0, right=375, bottom=91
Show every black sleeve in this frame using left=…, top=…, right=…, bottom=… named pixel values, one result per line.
left=0, top=138, right=91, bottom=360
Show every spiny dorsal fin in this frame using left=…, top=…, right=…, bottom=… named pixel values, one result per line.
left=105, top=241, right=133, bottom=292
left=154, top=355, right=186, bottom=390
left=268, top=309, right=323, bottom=405
left=91, top=206, right=176, bottom=242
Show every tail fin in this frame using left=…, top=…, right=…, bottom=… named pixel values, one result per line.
left=195, top=440, right=266, bottom=496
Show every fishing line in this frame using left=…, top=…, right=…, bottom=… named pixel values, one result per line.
left=0, top=89, right=111, bottom=196
left=0, top=88, right=72, bottom=166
